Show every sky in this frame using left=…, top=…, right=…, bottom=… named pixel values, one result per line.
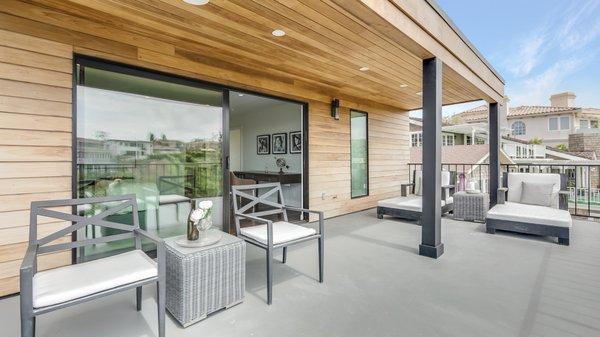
left=411, top=0, right=600, bottom=118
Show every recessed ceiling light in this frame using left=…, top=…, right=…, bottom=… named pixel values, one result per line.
left=416, top=92, right=423, bottom=96
left=400, top=84, right=408, bottom=88
left=183, top=0, right=209, bottom=5
left=359, top=66, right=369, bottom=71
left=272, top=29, right=286, bottom=37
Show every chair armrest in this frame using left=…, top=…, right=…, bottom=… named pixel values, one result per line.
left=282, top=206, right=324, bottom=235
left=559, top=190, right=569, bottom=210
left=134, top=228, right=165, bottom=277
left=400, top=183, right=414, bottom=197
left=235, top=213, right=275, bottom=246
left=497, top=187, right=508, bottom=204
left=20, top=244, right=38, bottom=276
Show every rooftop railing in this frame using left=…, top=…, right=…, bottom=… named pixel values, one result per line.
left=408, top=163, right=600, bottom=218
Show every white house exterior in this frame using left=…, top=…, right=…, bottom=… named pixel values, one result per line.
left=449, top=92, right=600, bottom=147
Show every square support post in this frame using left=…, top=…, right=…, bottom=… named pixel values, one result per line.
left=489, top=102, right=500, bottom=206
left=419, top=57, right=444, bottom=259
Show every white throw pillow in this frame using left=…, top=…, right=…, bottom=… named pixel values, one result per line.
left=520, top=182, right=555, bottom=207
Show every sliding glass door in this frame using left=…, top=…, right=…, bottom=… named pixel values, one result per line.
left=75, top=59, right=224, bottom=259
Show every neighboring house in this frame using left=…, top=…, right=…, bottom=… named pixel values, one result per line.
left=448, top=92, right=600, bottom=147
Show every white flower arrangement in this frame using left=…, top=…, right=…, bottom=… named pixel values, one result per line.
left=189, top=200, right=213, bottom=225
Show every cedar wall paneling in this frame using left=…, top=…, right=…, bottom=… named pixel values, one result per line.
left=0, top=29, right=73, bottom=296
left=0, top=8, right=409, bottom=295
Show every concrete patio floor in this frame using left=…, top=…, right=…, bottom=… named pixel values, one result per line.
left=2, top=209, right=600, bottom=337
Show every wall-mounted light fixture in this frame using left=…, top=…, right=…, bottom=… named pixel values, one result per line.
left=331, top=98, right=340, bottom=120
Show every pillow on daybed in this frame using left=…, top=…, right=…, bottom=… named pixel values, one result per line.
left=520, top=182, right=555, bottom=207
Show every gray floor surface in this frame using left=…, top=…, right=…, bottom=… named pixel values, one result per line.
left=1, top=209, right=599, bottom=337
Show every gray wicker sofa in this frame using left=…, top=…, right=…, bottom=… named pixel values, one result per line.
left=486, top=172, right=571, bottom=245
left=377, top=170, right=456, bottom=221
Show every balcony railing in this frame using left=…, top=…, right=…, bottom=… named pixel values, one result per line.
left=77, top=162, right=222, bottom=199
left=408, top=163, right=600, bottom=218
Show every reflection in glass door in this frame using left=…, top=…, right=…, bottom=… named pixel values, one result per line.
left=75, top=60, right=223, bottom=259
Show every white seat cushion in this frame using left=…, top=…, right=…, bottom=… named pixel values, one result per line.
left=33, top=250, right=157, bottom=308
left=377, top=195, right=452, bottom=212
left=158, top=194, right=190, bottom=204
left=487, top=202, right=572, bottom=228
left=240, top=221, right=317, bottom=245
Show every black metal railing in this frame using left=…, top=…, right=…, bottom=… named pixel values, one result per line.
left=77, top=162, right=222, bottom=199
left=408, top=163, right=600, bottom=218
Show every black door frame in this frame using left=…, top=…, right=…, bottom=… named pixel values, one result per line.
left=72, top=55, right=309, bottom=248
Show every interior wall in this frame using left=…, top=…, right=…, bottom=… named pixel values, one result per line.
left=230, top=99, right=303, bottom=207
left=230, top=102, right=302, bottom=173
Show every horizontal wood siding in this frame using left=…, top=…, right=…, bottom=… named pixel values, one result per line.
left=0, top=7, right=410, bottom=295
left=0, top=29, right=73, bottom=296
left=309, top=102, right=409, bottom=218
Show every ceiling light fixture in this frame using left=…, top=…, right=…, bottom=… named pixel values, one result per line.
left=272, top=29, right=286, bottom=37
left=400, top=84, right=408, bottom=88
left=359, top=66, right=369, bottom=71
left=183, top=0, right=209, bottom=5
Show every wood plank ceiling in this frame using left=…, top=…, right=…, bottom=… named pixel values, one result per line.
left=10, top=0, right=486, bottom=110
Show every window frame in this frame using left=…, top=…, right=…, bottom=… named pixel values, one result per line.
left=549, top=116, right=570, bottom=131
left=350, top=109, right=369, bottom=199
left=410, top=132, right=422, bottom=147
left=511, top=121, right=526, bottom=136
left=442, top=134, right=455, bottom=146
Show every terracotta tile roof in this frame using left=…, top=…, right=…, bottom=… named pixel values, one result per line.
left=449, top=105, right=584, bottom=124
left=410, top=145, right=489, bottom=164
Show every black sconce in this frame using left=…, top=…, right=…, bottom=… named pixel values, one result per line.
left=331, top=98, right=340, bottom=120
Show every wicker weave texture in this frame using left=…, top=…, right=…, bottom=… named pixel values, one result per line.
left=453, top=192, right=489, bottom=222
left=165, top=234, right=245, bottom=327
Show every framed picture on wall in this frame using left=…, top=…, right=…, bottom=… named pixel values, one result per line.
left=289, top=131, right=302, bottom=154
left=272, top=133, right=287, bottom=154
left=257, top=134, right=270, bottom=155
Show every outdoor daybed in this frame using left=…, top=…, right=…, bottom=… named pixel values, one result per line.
left=377, top=170, right=456, bottom=221
left=486, top=172, right=571, bottom=245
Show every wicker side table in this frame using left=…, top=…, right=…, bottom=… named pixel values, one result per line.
left=165, top=231, right=246, bottom=327
left=453, top=191, right=489, bottom=222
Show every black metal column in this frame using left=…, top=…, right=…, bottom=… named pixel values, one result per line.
left=489, top=102, right=500, bottom=206
left=419, top=57, right=444, bottom=259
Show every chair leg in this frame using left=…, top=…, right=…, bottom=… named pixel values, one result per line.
left=175, top=203, right=179, bottom=222
left=319, top=236, right=325, bottom=283
left=282, top=247, right=287, bottom=264
left=157, top=281, right=166, bottom=337
left=486, top=225, right=496, bottom=234
left=318, top=236, right=324, bottom=283
left=266, top=248, right=273, bottom=305
left=155, top=206, right=160, bottom=231
left=21, top=315, right=35, bottom=337
left=136, top=286, right=142, bottom=311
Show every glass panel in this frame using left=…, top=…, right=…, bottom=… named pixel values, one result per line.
left=560, top=116, right=570, bottom=130
left=351, top=110, right=368, bottom=198
left=549, top=117, right=558, bottom=130
left=76, top=65, right=223, bottom=258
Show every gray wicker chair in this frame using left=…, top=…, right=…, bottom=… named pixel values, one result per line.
left=231, top=182, right=324, bottom=305
left=20, top=195, right=166, bottom=337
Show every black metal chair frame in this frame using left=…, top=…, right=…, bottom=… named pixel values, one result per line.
left=20, top=195, right=166, bottom=337
left=231, top=182, right=324, bottom=305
